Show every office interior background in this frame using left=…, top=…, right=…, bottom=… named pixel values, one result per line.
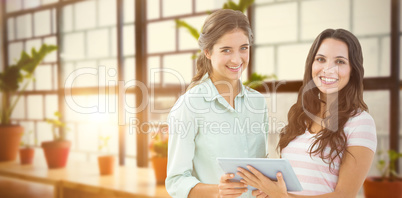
left=0, top=0, right=401, bottom=196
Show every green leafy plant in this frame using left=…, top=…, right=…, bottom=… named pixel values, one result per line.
left=20, top=130, right=37, bottom=148
left=149, top=125, right=168, bottom=158
left=98, top=135, right=111, bottom=153
left=45, top=111, right=69, bottom=141
left=0, top=44, right=57, bottom=125
left=243, top=72, right=277, bottom=89
left=377, top=150, right=402, bottom=181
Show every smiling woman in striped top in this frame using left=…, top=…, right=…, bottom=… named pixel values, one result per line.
left=237, top=28, right=377, bottom=198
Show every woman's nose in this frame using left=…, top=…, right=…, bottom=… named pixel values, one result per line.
left=230, top=53, right=242, bottom=64
left=323, top=62, right=337, bottom=73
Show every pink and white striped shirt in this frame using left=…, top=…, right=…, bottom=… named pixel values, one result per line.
left=281, top=111, right=377, bottom=195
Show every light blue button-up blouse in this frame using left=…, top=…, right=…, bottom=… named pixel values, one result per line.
left=166, top=75, right=268, bottom=198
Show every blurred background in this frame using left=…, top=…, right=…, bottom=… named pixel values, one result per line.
left=0, top=0, right=400, bottom=196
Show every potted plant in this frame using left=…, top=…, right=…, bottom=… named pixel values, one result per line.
left=19, top=130, right=36, bottom=165
left=149, top=125, right=168, bottom=184
left=42, top=111, right=71, bottom=169
left=0, top=44, right=57, bottom=162
left=97, top=135, right=115, bottom=175
left=363, top=149, right=402, bottom=198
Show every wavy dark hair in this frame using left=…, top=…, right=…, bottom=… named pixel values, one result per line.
left=187, top=9, right=253, bottom=90
left=277, top=29, right=368, bottom=171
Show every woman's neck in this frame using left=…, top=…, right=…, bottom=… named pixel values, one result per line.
left=210, top=76, right=240, bottom=97
left=210, top=76, right=240, bottom=108
left=319, top=92, right=338, bottom=117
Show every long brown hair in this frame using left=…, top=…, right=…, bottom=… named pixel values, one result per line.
left=187, top=9, right=253, bottom=90
left=278, top=29, right=368, bottom=170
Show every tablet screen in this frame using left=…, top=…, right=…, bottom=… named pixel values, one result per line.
left=217, top=158, right=303, bottom=191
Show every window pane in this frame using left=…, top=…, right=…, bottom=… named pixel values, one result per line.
left=300, top=0, right=350, bottom=40
left=34, top=10, right=51, bottom=36
left=87, top=29, right=109, bottom=58
left=6, top=0, right=22, bottom=13
left=163, top=53, right=194, bottom=84
left=45, top=94, right=58, bottom=118
left=7, top=18, right=14, bottom=41
left=35, top=65, right=53, bottom=90
left=195, top=0, right=228, bottom=12
left=10, top=96, right=25, bottom=120
left=254, top=3, right=297, bottom=44
left=123, top=25, right=135, bottom=56
left=62, top=5, right=73, bottom=32
left=147, top=21, right=176, bottom=53
left=254, top=46, right=275, bottom=77
left=124, top=0, right=135, bottom=23
left=147, top=0, right=160, bottom=20
left=42, top=0, right=59, bottom=5
left=27, top=95, right=43, bottom=120
left=62, top=32, right=85, bottom=60
left=16, top=14, right=32, bottom=39
left=74, top=1, right=96, bottom=30
left=162, top=0, right=192, bottom=18
left=124, top=58, right=135, bottom=82
left=353, top=0, right=390, bottom=35
left=148, top=56, right=160, bottom=85
left=8, top=42, right=23, bottom=65
left=98, top=0, right=116, bottom=26
left=23, top=0, right=40, bottom=9
left=277, top=44, right=310, bottom=80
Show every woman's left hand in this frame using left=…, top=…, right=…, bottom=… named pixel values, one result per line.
left=237, top=165, right=289, bottom=198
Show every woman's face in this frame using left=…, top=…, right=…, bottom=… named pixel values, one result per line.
left=205, top=29, right=249, bottom=83
left=312, top=38, right=351, bottom=95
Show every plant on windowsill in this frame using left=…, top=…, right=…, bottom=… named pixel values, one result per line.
left=0, top=44, right=57, bottom=162
left=243, top=72, right=278, bottom=90
left=19, top=130, right=37, bottom=165
left=149, top=124, right=168, bottom=184
left=97, top=135, right=115, bottom=175
left=41, top=111, right=71, bottom=169
left=363, top=149, right=402, bottom=198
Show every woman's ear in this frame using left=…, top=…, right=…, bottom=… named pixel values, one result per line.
left=204, top=50, right=211, bottom=59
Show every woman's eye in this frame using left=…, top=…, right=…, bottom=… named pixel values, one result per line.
left=336, top=60, right=346, bottom=64
left=316, top=57, right=325, bottom=62
left=241, top=46, right=249, bottom=50
left=222, top=49, right=231, bottom=53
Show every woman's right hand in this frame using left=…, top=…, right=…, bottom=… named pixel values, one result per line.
left=218, top=173, right=248, bottom=198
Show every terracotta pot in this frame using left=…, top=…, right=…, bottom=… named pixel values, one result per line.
left=41, top=140, right=71, bottom=169
left=363, top=177, right=402, bottom=198
left=98, top=155, right=115, bottom=175
left=151, top=157, right=168, bottom=184
left=0, top=125, right=24, bottom=162
left=19, top=147, right=35, bottom=165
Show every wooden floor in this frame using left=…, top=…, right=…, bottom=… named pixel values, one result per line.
left=0, top=176, right=53, bottom=198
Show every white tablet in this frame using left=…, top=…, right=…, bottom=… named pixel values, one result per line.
left=217, top=158, right=303, bottom=191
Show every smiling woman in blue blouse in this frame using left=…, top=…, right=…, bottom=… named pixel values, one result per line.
left=166, top=9, right=269, bottom=198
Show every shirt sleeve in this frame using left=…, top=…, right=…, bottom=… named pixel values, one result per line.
left=165, top=95, right=200, bottom=198
left=346, top=112, right=377, bottom=153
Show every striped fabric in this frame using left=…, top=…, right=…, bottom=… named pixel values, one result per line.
left=281, top=111, right=377, bottom=195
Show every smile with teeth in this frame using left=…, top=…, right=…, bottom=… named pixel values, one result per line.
left=227, top=64, right=242, bottom=69
left=320, top=76, right=338, bottom=83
